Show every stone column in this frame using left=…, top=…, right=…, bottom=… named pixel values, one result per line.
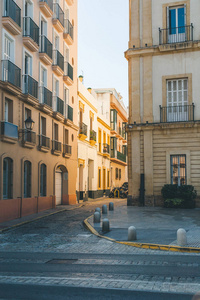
left=144, top=129, right=154, bottom=205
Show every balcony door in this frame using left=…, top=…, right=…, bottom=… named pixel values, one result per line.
left=168, top=6, right=186, bottom=43
left=167, top=79, right=188, bottom=122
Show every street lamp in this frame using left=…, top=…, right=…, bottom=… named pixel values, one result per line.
left=25, top=116, right=34, bottom=130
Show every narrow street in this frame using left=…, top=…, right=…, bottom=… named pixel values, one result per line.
left=0, top=199, right=199, bottom=299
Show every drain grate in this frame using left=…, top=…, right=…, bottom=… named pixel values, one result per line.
left=46, top=259, right=78, bottom=264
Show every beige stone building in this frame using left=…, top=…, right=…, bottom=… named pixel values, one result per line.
left=0, top=0, right=78, bottom=223
left=95, top=89, right=128, bottom=189
left=126, top=0, right=200, bottom=206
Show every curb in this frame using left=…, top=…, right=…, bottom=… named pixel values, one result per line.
left=84, top=215, right=200, bottom=254
left=0, top=204, right=84, bottom=234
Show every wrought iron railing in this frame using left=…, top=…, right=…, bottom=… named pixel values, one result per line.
left=90, top=130, right=96, bottom=141
left=39, top=35, right=53, bottom=59
left=53, top=50, right=64, bottom=71
left=64, top=19, right=73, bottom=39
left=39, top=86, right=52, bottom=108
left=117, top=151, right=126, bottom=163
left=3, top=0, right=21, bottom=27
left=52, top=140, right=62, bottom=152
left=160, top=104, right=195, bottom=123
left=38, top=134, right=50, bottom=148
left=79, top=122, right=87, bottom=136
left=53, top=3, right=64, bottom=27
left=63, top=144, right=72, bottom=155
left=103, top=143, right=110, bottom=154
left=23, top=75, right=38, bottom=99
left=159, top=24, right=193, bottom=45
left=53, top=96, right=64, bottom=115
left=68, top=105, right=73, bottom=121
left=23, top=17, right=39, bottom=45
left=64, top=62, right=73, bottom=81
left=1, top=121, right=18, bottom=139
left=39, top=0, right=53, bottom=11
left=21, top=129, right=36, bottom=144
left=2, top=60, right=21, bottom=88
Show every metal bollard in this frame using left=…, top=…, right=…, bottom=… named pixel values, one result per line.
left=95, top=207, right=101, bottom=216
left=109, top=202, right=114, bottom=211
left=128, top=226, right=137, bottom=241
left=177, top=228, right=187, bottom=246
left=102, top=218, right=110, bottom=232
left=93, top=212, right=101, bottom=223
left=102, top=204, right=107, bottom=214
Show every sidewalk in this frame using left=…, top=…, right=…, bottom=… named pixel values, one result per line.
left=86, top=202, right=200, bottom=250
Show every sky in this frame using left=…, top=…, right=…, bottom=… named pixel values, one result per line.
left=78, top=0, right=129, bottom=107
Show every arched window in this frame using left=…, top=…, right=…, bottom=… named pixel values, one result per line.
left=40, top=164, right=46, bottom=196
left=24, top=160, right=31, bottom=198
left=3, top=157, right=13, bottom=199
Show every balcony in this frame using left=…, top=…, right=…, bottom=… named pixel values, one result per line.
left=38, top=134, right=50, bottom=152
left=21, top=129, right=36, bottom=148
left=23, top=75, right=38, bottom=105
left=159, top=24, right=193, bottom=45
left=79, top=122, right=87, bottom=140
left=52, top=3, right=64, bottom=32
left=39, top=86, right=53, bottom=113
left=67, top=105, right=73, bottom=122
left=23, top=17, right=39, bottom=52
left=110, top=122, right=117, bottom=134
left=2, top=60, right=21, bottom=93
left=1, top=121, right=18, bottom=143
left=103, top=143, right=110, bottom=157
left=53, top=96, right=64, bottom=121
left=52, top=140, right=62, bottom=155
left=2, top=0, right=21, bottom=35
left=160, top=104, right=195, bottom=123
left=52, top=50, right=64, bottom=76
left=90, top=130, right=96, bottom=146
left=117, top=151, right=126, bottom=163
left=39, top=35, right=53, bottom=65
left=39, top=0, right=53, bottom=17
left=63, top=144, right=72, bottom=158
left=63, top=19, right=73, bottom=45
left=63, top=62, right=73, bottom=85
left=65, top=0, right=74, bottom=6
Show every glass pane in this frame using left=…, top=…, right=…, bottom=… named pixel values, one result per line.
left=168, top=81, right=171, bottom=91
left=183, top=79, right=187, bottom=90
left=178, top=80, right=182, bottom=90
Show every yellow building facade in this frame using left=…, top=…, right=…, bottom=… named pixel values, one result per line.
left=126, top=0, right=200, bottom=207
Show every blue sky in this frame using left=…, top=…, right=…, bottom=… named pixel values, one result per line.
left=78, top=0, right=129, bottom=106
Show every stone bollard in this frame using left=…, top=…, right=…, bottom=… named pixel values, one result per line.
left=93, top=212, right=101, bottom=223
left=95, top=207, right=101, bottom=216
left=102, top=218, right=110, bottom=232
left=177, top=228, right=187, bottom=246
left=128, top=226, right=137, bottom=241
left=109, top=202, right=114, bottom=211
left=102, top=205, right=107, bottom=214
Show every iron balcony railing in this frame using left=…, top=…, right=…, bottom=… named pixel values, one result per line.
left=79, top=122, right=87, bottom=136
left=52, top=140, right=62, bottom=152
left=53, top=96, right=64, bottom=115
left=64, top=62, right=73, bottom=81
left=103, top=143, right=110, bottom=154
left=53, top=50, right=64, bottom=71
left=90, top=130, right=96, bottom=141
left=3, top=0, right=21, bottom=27
left=23, top=75, right=38, bottom=99
left=39, top=86, right=52, bottom=108
left=53, top=3, right=64, bottom=27
left=23, top=17, right=39, bottom=45
left=159, top=24, right=193, bottom=45
left=39, top=0, right=53, bottom=11
left=38, top=134, right=50, bottom=148
left=2, top=60, right=21, bottom=89
left=117, top=151, right=126, bottom=163
left=68, top=105, right=73, bottom=122
left=39, top=35, right=53, bottom=59
left=64, top=19, right=73, bottom=39
left=1, top=121, right=18, bottom=139
left=160, top=104, right=195, bottom=123
left=21, top=129, right=36, bottom=144
left=63, top=144, right=72, bottom=155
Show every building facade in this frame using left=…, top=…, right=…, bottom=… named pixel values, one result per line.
left=126, top=0, right=200, bottom=207
left=95, top=89, right=128, bottom=189
left=0, top=0, right=78, bottom=223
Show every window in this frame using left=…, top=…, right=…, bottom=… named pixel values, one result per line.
left=167, top=79, right=188, bottom=122
left=40, top=164, right=46, bottom=196
left=4, top=98, right=13, bottom=123
left=3, top=157, right=13, bottom=199
left=110, top=109, right=117, bottom=131
left=41, top=116, right=46, bottom=136
left=107, top=170, right=110, bottom=188
left=64, top=128, right=69, bottom=144
left=54, top=123, right=58, bottom=141
left=171, top=155, right=186, bottom=185
left=98, top=168, right=101, bottom=189
left=119, top=169, right=121, bottom=180
left=24, top=160, right=31, bottom=198
left=98, top=129, right=102, bottom=152
left=115, top=168, right=118, bottom=180
left=110, top=137, right=117, bottom=158
left=64, top=87, right=69, bottom=118
left=168, top=5, right=186, bottom=43
left=40, top=17, right=47, bottom=36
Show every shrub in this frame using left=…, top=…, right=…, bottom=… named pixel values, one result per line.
left=161, top=184, right=197, bottom=209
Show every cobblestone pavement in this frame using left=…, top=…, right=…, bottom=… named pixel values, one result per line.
left=0, top=198, right=200, bottom=296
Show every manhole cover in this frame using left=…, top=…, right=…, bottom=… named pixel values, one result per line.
left=47, top=259, right=78, bottom=264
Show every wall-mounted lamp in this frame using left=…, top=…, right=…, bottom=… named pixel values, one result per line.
left=25, top=116, right=35, bottom=130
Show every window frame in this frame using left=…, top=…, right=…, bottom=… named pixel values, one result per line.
left=170, top=154, right=186, bottom=186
